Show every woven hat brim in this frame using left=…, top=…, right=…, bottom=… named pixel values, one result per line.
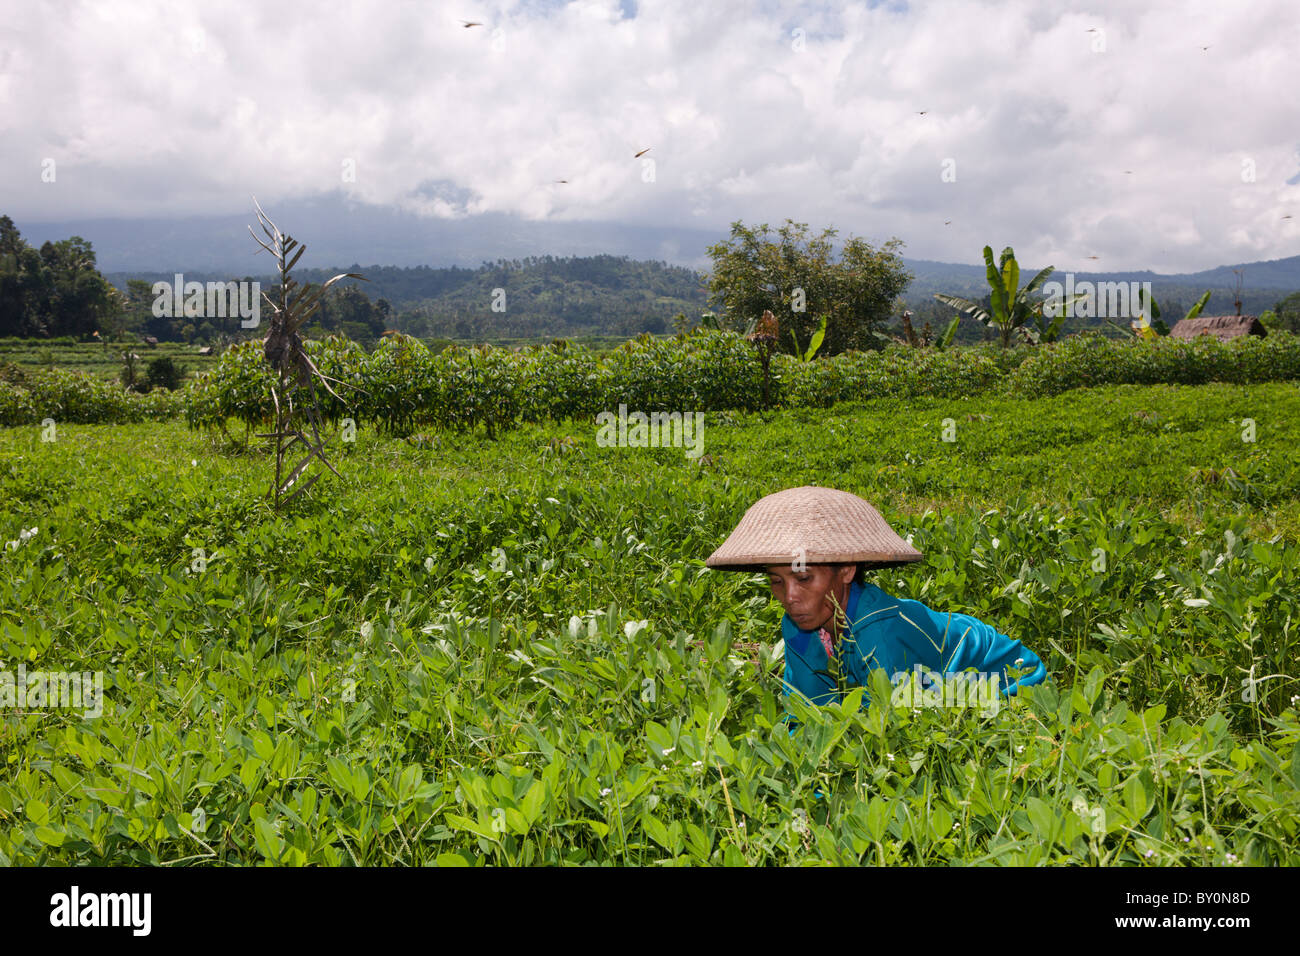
left=705, top=485, right=923, bottom=572
left=705, top=555, right=923, bottom=574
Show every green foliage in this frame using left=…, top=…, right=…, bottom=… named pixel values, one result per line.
left=0, top=365, right=179, bottom=426
left=934, top=246, right=1060, bottom=348
left=2, top=381, right=1299, bottom=864
left=1271, top=291, right=1300, bottom=334
left=145, top=356, right=188, bottom=392
left=788, top=315, right=828, bottom=362
left=0, top=218, right=121, bottom=340
left=1004, top=330, right=1300, bottom=398
left=705, top=220, right=911, bottom=356
left=172, top=328, right=1300, bottom=440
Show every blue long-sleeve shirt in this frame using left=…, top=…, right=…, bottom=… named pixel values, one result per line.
left=781, top=580, right=1047, bottom=729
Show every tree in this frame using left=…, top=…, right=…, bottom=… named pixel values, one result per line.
left=705, top=219, right=911, bottom=355
left=1267, top=291, right=1300, bottom=334
left=934, top=245, right=1061, bottom=348
left=38, top=237, right=118, bottom=338
left=145, top=355, right=187, bottom=391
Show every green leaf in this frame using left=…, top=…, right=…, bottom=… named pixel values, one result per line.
left=520, top=779, right=547, bottom=825
left=25, top=798, right=49, bottom=826
left=1025, top=796, right=1055, bottom=839
left=253, top=817, right=284, bottom=861
left=643, top=813, right=675, bottom=851
left=1185, top=290, right=1211, bottom=321
left=805, top=314, right=827, bottom=361
left=34, top=825, right=65, bottom=847
left=251, top=729, right=274, bottom=762
left=864, top=797, right=889, bottom=842
left=1124, top=774, right=1149, bottom=821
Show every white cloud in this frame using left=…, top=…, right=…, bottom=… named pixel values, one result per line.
left=1, top=0, right=1297, bottom=272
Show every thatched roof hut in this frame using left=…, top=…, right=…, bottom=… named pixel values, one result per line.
left=1169, top=314, right=1267, bottom=342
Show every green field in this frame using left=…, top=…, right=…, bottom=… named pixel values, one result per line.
left=0, top=339, right=220, bottom=386
left=2, top=380, right=1299, bottom=865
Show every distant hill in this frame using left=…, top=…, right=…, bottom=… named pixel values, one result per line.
left=102, top=251, right=1300, bottom=342
left=104, top=255, right=711, bottom=340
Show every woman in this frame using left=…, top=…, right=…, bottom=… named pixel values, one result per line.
left=706, top=486, right=1047, bottom=728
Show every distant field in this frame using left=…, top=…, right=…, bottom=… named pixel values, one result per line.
left=0, top=334, right=636, bottom=386
left=0, top=340, right=221, bottom=385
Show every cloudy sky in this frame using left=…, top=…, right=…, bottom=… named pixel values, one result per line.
left=3, top=0, right=1299, bottom=273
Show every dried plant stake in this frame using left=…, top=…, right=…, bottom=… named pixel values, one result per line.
left=247, top=199, right=366, bottom=510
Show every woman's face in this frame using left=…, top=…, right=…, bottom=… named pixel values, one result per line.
left=766, top=563, right=856, bottom=632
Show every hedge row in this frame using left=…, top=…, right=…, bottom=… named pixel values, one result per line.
left=1002, top=331, right=1300, bottom=397
left=0, top=364, right=181, bottom=426
left=181, top=330, right=1300, bottom=438
left=3, top=330, right=1297, bottom=433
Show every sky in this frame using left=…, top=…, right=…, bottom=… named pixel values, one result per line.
left=2, top=0, right=1299, bottom=273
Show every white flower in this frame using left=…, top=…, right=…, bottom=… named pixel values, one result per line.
left=885, top=753, right=895, bottom=762
left=1144, top=849, right=1154, bottom=858
left=600, top=787, right=612, bottom=797
left=191, top=459, right=197, bottom=467
left=1226, top=853, right=1238, bottom=864
left=1014, top=658, right=1024, bottom=667
left=424, top=557, right=435, bottom=572
left=951, top=822, right=960, bottom=831
left=662, top=747, right=675, bottom=756
left=1016, top=745, right=1024, bottom=754
left=360, top=621, right=374, bottom=640
left=991, top=537, right=1000, bottom=549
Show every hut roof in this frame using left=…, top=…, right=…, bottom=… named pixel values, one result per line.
left=1168, top=314, right=1266, bottom=342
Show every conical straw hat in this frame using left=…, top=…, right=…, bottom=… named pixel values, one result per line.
left=706, top=486, right=922, bottom=572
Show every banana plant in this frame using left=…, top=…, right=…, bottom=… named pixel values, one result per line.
left=1112, top=289, right=1207, bottom=340
left=936, top=314, right=961, bottom=350
left=933, top=246, right=1061, bottom=348
left=787, top=313, right=828, bottom=361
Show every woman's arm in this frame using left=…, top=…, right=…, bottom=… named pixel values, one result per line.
left=893, top=598, right=1047, bottom=695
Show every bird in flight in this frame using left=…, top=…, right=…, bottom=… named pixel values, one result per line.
left=1124, top=170, right=1133, bottom=174
left=460, top=20, right=483, bottom=28
left=1085, top=28, right=1098, bottom=32
left=1201, top=45, right=1210, bottom=51
left=916, top=110, right=928, bottom=115
left=553, top=179, right=569, bottom=184
left=944, top=220, right=952, bottom=225
left=634, top=148, right=651, bottom=158
left=1085, top=255, right=1100, bottom=260
left=1282, top=214, right=1294, bottom=220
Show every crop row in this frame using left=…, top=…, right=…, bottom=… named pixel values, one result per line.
left=2, top=330, right=1298, bottom=433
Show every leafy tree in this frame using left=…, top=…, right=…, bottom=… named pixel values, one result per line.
left=1268, top=291, right=1300, bottom=334
left=705, top=219, right=911, bottom=355
left=37, top=237, right=118, bottom=338
left=144, top=355, right=187, bottom=391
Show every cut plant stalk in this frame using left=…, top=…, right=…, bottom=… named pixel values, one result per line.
left=247, top=198, right=366, bottom=510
